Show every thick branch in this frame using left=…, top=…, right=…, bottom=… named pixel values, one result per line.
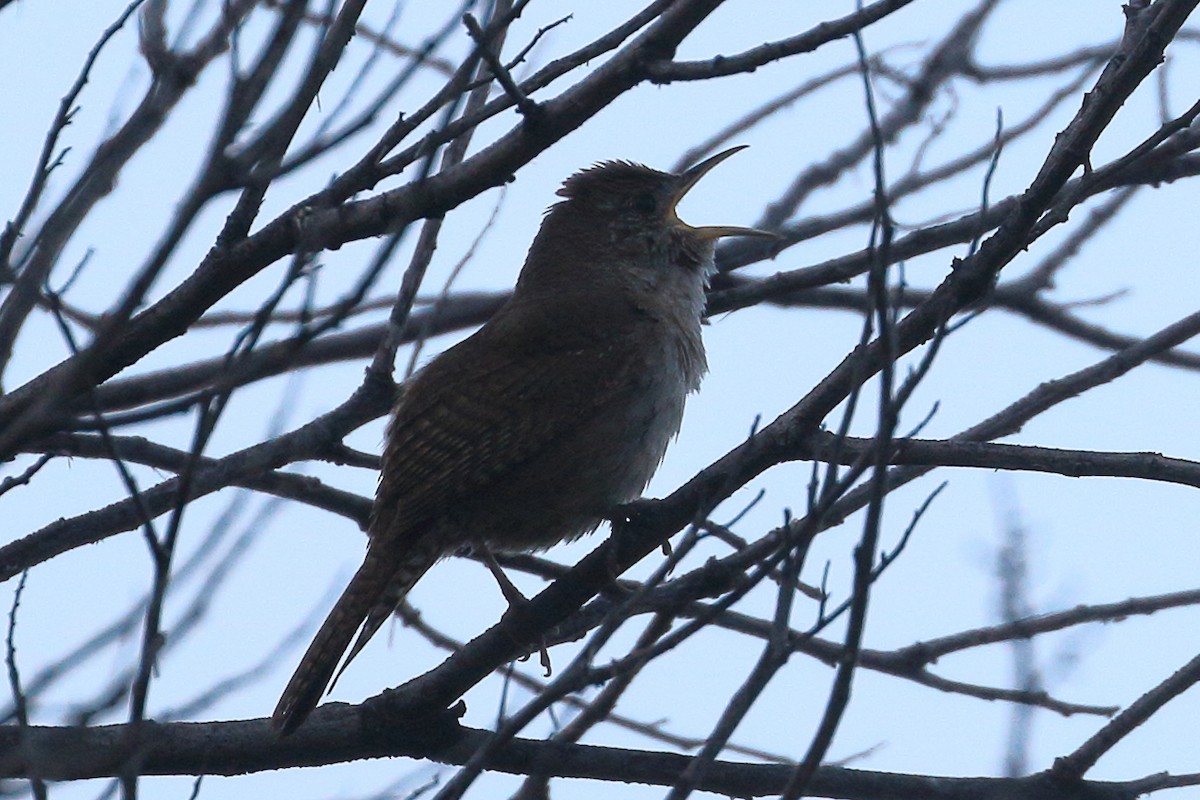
left=0, top=717, right=1145, bottom=800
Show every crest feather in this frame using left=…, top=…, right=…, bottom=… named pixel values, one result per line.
left=556, top=160, right=670, bottom=199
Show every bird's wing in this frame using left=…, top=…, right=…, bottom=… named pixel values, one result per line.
left=370, top=291, right=664, bottom=544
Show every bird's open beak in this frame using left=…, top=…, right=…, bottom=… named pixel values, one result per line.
left=670, top=146, right=778, bottom=241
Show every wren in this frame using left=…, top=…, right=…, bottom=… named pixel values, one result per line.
left=271, top=146, right=772, bottom=734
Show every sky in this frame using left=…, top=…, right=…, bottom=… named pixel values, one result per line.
left=1, top=1, right=1199, bottom=799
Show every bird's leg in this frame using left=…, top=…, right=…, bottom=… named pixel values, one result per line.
left=474, top=540, right=529, bottom=607
left=474, top=540, right=552, bottom=676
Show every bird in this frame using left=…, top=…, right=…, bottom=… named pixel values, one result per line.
left=271, top=146, right=773, bottom=734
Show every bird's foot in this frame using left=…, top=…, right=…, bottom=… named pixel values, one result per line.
left=607, top=497, right=671, bottom=575
left=475, top=540, right=554, bottom=676
left=609, top=496, right=662, bottom=527
left=500, top=594, right=553, bottom=677
left=518, top=638, right=553, bottom=677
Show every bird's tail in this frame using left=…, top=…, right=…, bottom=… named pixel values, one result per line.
left=271, top=545, right=437, bottom=735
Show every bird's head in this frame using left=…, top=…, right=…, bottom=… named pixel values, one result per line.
left=518, top=147, right=774, bottom=306
left=549, top=146, right=771, bottom=272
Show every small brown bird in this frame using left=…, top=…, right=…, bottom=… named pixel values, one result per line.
left=271, top=147, right=771, bottom=734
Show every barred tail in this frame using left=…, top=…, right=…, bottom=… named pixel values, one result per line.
left=271, top=545, right=435, bottom=735
left=331, top=538, right=441, bottom=694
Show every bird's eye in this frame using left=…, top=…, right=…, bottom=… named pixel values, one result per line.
left=633, top=193, right=657, bottom=214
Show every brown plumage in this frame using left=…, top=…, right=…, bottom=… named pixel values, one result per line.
left=271, top=147, right=772, bottom=734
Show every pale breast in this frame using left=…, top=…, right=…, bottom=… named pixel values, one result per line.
left=463, top=320, right=703, bottom=553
